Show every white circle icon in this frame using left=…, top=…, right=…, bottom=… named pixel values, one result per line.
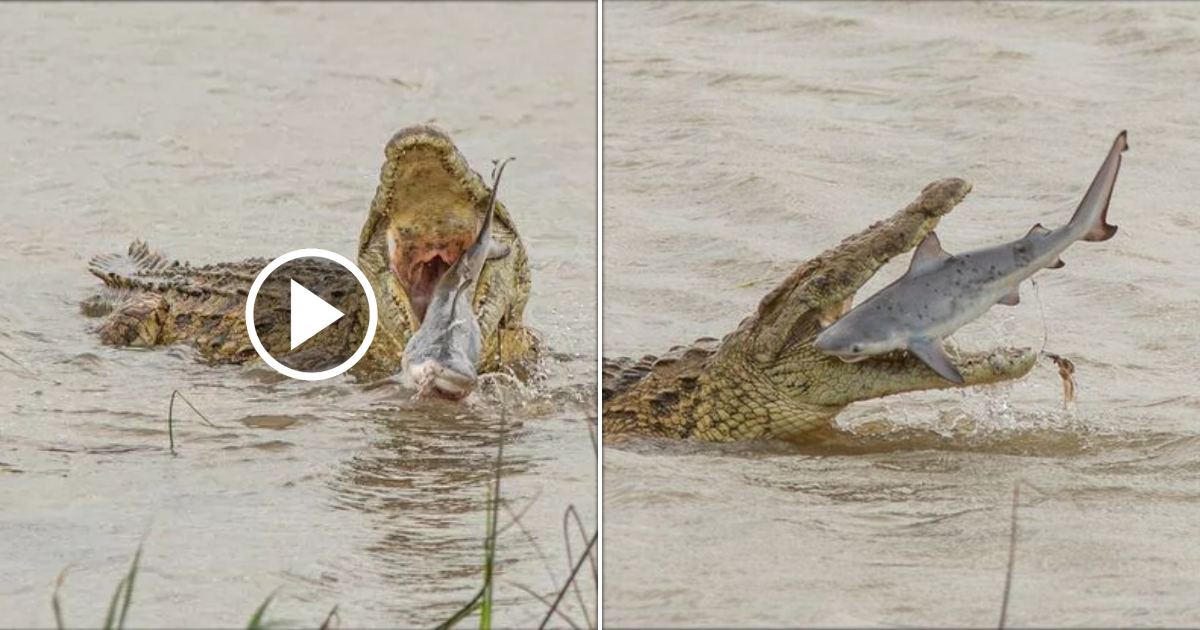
left=244, top=248, right=378, bottom=381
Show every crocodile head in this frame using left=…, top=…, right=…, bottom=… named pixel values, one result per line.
left=358, top=125, right=533, bottom=397
left=603, top=178, right=1038, bottom=442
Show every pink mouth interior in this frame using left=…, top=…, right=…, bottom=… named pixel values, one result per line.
left=401, top=248, right=457, bottom=324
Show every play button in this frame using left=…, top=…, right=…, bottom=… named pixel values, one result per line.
left=289, top=280, right=345, bottom=350
left=244, top=248, right=377, bottom=381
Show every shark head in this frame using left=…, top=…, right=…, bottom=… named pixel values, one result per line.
left=400, top=312, right=482, bottom=400
left=813, top=313, right=905, bottom=363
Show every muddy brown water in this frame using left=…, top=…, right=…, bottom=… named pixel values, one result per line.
left=604, top=2, right=1200, bottom=626
left=0, top=4, right=595, bottom=628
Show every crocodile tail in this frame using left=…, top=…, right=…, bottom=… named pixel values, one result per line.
left=87, top=240, right=173, bottom=289
left=603, top=337, right=721, bottom=401
left=603, top=356, right=656, bottom=402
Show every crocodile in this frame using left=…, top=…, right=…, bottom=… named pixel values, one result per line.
left=602, top=178, right=1038, bottom=443
left=82, top=125, right=538, bottom=395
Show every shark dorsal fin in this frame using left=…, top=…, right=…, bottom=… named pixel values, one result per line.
left=1026, top=222, right=1051, bottom=237
left=907, top=232, right=952, bottom=276
left=1024, top=223, right=1065, bottom=268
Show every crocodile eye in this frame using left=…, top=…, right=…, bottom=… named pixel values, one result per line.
left=851, top=344, right=862, bottom=354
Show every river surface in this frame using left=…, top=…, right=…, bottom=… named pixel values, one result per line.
left=0, top=4, right=596, bottom=628
left=604, top=2, right=1199, bottom=626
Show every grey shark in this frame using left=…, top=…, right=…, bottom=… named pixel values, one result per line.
left=814, top=131, right=1128, bottom=383
left=400, top=158, right=514, bottom=399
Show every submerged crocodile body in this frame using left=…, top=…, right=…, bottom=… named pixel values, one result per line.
left=83, top=125, right=538, bottom=387
left=603, top=179, right=1037, bottom=443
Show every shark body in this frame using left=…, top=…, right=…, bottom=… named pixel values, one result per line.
left=400, top=159, right=513, bottom=399
left=814, top=131, right=1128, bottom=383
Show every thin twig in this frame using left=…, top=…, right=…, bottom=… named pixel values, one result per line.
left=571, top=505, right=597, bottom=583
left=1031, top=278, right=1049, bottom=355
left=166, top=389, right=217, bottom=455
left=562, top=505, right=595, bottom=616
left=507, top=582, right=583, bottom=630
left=494, top=487, right=544, bottom=539
left=499, top=493, right=562, bottom=595
left=538, top=533, right=597, bottom=630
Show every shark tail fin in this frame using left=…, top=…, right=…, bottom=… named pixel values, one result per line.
left=1071, top=130, right=1126, bottom=243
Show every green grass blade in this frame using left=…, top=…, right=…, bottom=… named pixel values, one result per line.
left=51, top=566, right=69, bottom=630
left=480, top=485, right=496, bottom=630
left=246, top=591, right=277, bottom=630
left=318, top=604, right=340, bottom=630
left=438, top=326, right=510, bottom=630
left=102, top=544, right=143, bottom=630
left=102, top=574, right=128, bottom=630
left=115, top=546, right=142, bottom=629
left=479, top=379, right=508, bottom=630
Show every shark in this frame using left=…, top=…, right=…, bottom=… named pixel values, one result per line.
left=400, top=158, right=514, bottom=399
left=813, top=130, right=1128, bottom=383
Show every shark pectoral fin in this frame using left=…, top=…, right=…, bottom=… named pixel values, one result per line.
left=997, top=286, right=1021, bottom=306
left=908, top=338, right=965, bottom=384
left=907, top=231, right=953, bottom=276
left=487, top=240, right=511, bottom=260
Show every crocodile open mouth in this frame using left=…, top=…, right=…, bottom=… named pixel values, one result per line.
left=394, top=243, right=467, bottom=324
